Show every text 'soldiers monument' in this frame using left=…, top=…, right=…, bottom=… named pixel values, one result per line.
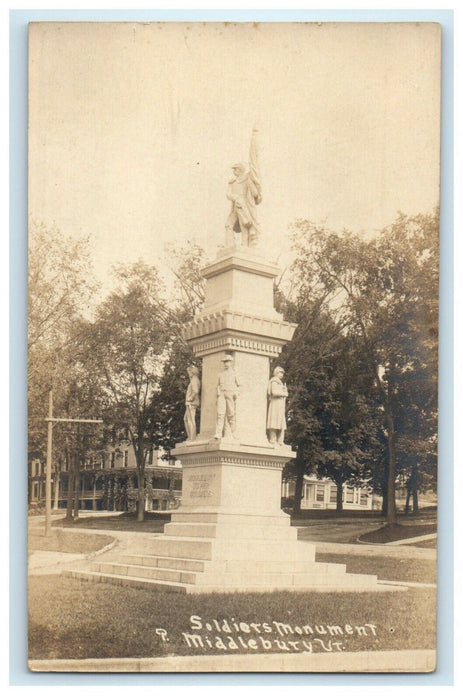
left=166, top=130, right=380, bottom=591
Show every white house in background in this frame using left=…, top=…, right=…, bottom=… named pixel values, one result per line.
left=281, top=474, right=379, bottom=510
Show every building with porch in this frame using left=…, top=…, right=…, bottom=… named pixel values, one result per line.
left=28, top=442, right=182, bottom=512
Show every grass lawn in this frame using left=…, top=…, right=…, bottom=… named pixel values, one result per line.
left=315, top=553, right=436, bottom=584
left=403, top=538, right=437, bottom=549
left=28, top=575, right=436, bottom=660
left=293, top=509, right=436, bottom=544
left=28, top=530, right=114, bottom=554
left=46, top=509, right=437, bottom=543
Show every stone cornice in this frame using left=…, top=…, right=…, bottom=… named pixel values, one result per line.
left=183, top=309, right=296, bottom=347
left=190, top=334, right=283, bottom=357
left=172, top=439, right=296, bottom=466
left=178, top=454, right=288, bottom=471
left=201, top=251, right=280, bottom=280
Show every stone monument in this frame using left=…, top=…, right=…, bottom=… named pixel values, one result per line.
left=66, top=132, right=389, bottom=593
left=158, top=130, right=383, bottom=592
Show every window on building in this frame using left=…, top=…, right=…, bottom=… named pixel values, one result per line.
left=345, top=487, right=354, bottom=503
left=330, top=485, right=337, bottom=503
left=153, top=475, right=169, bottom=490
left=110, top=452, right=115, bottom=469
left=148, top=447, right=154, bottom=465
left=316, top=485, right=325, bottom=502
left=124, top=450, right=128, bottom=468
left=360, top=491, right=369, bottom=506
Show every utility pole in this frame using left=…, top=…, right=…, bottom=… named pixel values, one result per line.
left=43, top=390, right=102, bottom=537
left=45, top=391, right=53, bottom=537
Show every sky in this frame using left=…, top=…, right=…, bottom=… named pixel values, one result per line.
left=28, top=21, right=441, bottom=290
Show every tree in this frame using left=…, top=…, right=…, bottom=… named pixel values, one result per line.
left=151, top=240, right=206, bottom=454
left=280, top=299, right=379, bottom=514
left=288, top=209, right=438, bottom=523
left=75, top=262, right=173, bottom=521
left=277, top=286, right=347, bottom=514
left=28, top=222, right=98, bottom=464
left=312, top=336, right=380, bottom=512
left=164, top=239, right=206, bottom=317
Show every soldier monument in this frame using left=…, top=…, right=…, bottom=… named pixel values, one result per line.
left=68, top=130, right=385, bottom=592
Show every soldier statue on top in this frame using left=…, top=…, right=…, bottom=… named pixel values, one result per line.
left=225, top=128, right=262, bottom=248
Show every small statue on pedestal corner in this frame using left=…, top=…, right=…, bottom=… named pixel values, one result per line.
left=184, top=365, right=201, bottom=441
left=225, top=127, right=262, bottom=248
left=267, top=366, right=288, bottom=446
left=214, top=354, right=240, bottom=440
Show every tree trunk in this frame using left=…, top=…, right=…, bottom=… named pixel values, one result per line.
left=73, top=456, right=80, bottom=520
left=411, top=465, right=419, bottom=514
left=405, top=486, right=411, bottom=515
left=292, top=452, right=305, bottom=516
left=137, top=469, right=145, bottom=522
left=53, top=471, right=60, bottom=511
left=412, top=487, right=419, bottom=514
left=385, top=410, right=397, bottom=525
left=381, top=466, right=388, bottom=517
left=66, top=454, right=75, bottom=520
left=336, top=482, right=344, bottom=513
left=137, top=492, right=144, bottom=521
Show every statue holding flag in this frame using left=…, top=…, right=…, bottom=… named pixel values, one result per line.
left=225, top=128, right=262, bottom=247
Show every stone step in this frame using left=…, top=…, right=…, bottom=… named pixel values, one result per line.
left=94, top=561, right=353, bottom=588
left=196, top=570, right=373, bottom=587
left=64, top=568, right=188, bottom=592
left=118, top=554, right=206, bottom=572
left=209, top=539, right=315, bottom=561
left=117, top=554, right=346, bottom=576
left=134, top=536, right=315, bottom=562
left=184, top=582, right=398, bottom=594
left=163, top=521, right=298, bottom=541
left=212, top=560, right=348, bottom=575
left=95, top=561, right=197, bottom=584
left=171, top=512, right=291, bottom=526
left=131, top=536, right=214, bottom=560
left=64, top=567, right=385, bottom=594
left=76, top=559, right=375, bottom=589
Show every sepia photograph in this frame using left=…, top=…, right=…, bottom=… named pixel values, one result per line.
left=26, top=20, right=441, bottom=674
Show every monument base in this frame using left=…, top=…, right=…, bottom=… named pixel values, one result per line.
left=65, top=519, right=396, bottom=593
left=65, top=441, right=397, bottom=593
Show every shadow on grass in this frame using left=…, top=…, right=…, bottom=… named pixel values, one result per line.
left=290, top=506, right=436, bottom=525
left=358, top=523, right=437, bottom=544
